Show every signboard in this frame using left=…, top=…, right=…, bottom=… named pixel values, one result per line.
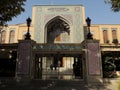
left=33, top=44, right=82, bottom=51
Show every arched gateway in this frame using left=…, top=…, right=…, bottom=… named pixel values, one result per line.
left=16, top=5, right=102, bottom=83
left=33, top=16, right=83, bottom=80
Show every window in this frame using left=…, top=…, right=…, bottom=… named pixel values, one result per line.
left=1, top=30, right=6, bottom=43
left=112, top=30, right=118, bottom=44
left=112, top=30, right=117, bottom=40
left=9, top=30, right=15, bottom=43
left=103, top=30, right=108, bottom=43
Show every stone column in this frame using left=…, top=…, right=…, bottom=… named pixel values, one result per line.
left=16, top=40, right=35, bottom=80
left=85, top=40, right=103, bottom=84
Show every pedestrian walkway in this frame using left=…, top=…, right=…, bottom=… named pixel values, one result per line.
left=0, top=79, right=88, bottom=90
left=103, top=78, right=120, bottom=90
left=88, top=78, right=120, bottom=90
left=45, top=80, right=88, bottom=90
left=0, top=78, right=120, bottom=90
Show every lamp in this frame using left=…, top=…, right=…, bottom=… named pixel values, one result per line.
left=86, top=17, right=93, bottom=39
left=25, top=17, right=31, bottom=40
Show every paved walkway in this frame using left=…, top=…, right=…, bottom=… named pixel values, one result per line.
left=0, top=78, right=120, bottom=90
left=0, top=79, right=88, bottom=90
left=103, top=78, right=120, bottom=90
left=88, top=78, right=120, bottom=90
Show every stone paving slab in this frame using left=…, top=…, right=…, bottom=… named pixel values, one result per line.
left=0, top=78, right=120, bottom=90
left=0, top=79, right=88, bottom=90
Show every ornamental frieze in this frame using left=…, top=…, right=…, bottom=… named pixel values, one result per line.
left=44, top=14, right=73, bottom=25
left=33, top=44, right=82, bottom=51
left=47, top=8, right=69, bottom=12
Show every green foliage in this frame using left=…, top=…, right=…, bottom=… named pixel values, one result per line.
left=0, top=0, right=26, bottom=26
left=103, top=56, right=115, bottom=71
left=102, top=55, right=116, bottom=78
left=105, top=0, right=120, bottom=12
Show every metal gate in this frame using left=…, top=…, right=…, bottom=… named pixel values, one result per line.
left=33, top=44, right=83, bottom=80
left=34, top=54, right=83, bottom=80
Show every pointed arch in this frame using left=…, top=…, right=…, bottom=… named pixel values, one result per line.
left=44, top=16, right=70, bottom=43
left=45, top=16, right=70, bottom=27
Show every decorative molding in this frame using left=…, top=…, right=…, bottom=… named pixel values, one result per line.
left=9, top=28, right=16, bottom=31
left=102, top=28, right=108, bottom=30
left=44, top=14, right=73, bottom=25
left=75, top=7, right=80, bottom=12
left=61, top=14, right=73, bottom=25
left=111, top=28, right=117, bottom=30
left=37, top=7, right=42, bottom=12
left=33, top=44, right=82, bottom=51
left=44, top=14, right=55, bottom=24
left=47, top=7, right=69, bottom=12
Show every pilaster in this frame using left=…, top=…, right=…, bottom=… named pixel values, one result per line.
left=16, top=40, right=35, bottom=80
left=85, top=40, right=103, bottom=84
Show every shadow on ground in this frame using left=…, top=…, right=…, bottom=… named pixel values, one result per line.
left=0, top=77, right=119, bottom=90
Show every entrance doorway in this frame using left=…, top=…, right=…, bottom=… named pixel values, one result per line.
left=34, top=54, right=83, bottom=80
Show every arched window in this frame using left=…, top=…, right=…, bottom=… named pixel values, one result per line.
left=112, top=30, right=118, bottom=44
left=112, top=30, right=117, bottom=40
left=9, top=30, right=15, bottom=43
left=103, top=30, right=108, bottom=43
left=1, top=30, right=6, bottom=43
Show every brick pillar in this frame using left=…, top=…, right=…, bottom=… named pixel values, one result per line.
left=85, top=40, right=103, bottom=84
left=16, top=40, right=35, bottom=80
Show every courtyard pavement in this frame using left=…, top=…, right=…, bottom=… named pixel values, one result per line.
left=0, top=78, right=120, bottom=90
left=0, top=79, right=88, bottom=90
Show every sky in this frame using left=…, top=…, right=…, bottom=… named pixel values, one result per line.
left=8, top=0, right=120, bottom=25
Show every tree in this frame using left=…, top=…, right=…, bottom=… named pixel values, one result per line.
left=105, top=0, right=120, bottom=12
left=0, top=0, right=26, bottom=26
left=0, top=0, right=120, bottom=27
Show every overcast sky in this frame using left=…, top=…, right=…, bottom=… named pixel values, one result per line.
left=8, top=0, right=120, bottom=25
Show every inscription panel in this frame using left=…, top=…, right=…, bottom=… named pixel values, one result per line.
left=33, top=44, right=82, bottom=51
left=47, top=7, right=69, bottom=12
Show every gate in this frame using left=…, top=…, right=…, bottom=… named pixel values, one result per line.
left=33, top=44, right=83, bottom=80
